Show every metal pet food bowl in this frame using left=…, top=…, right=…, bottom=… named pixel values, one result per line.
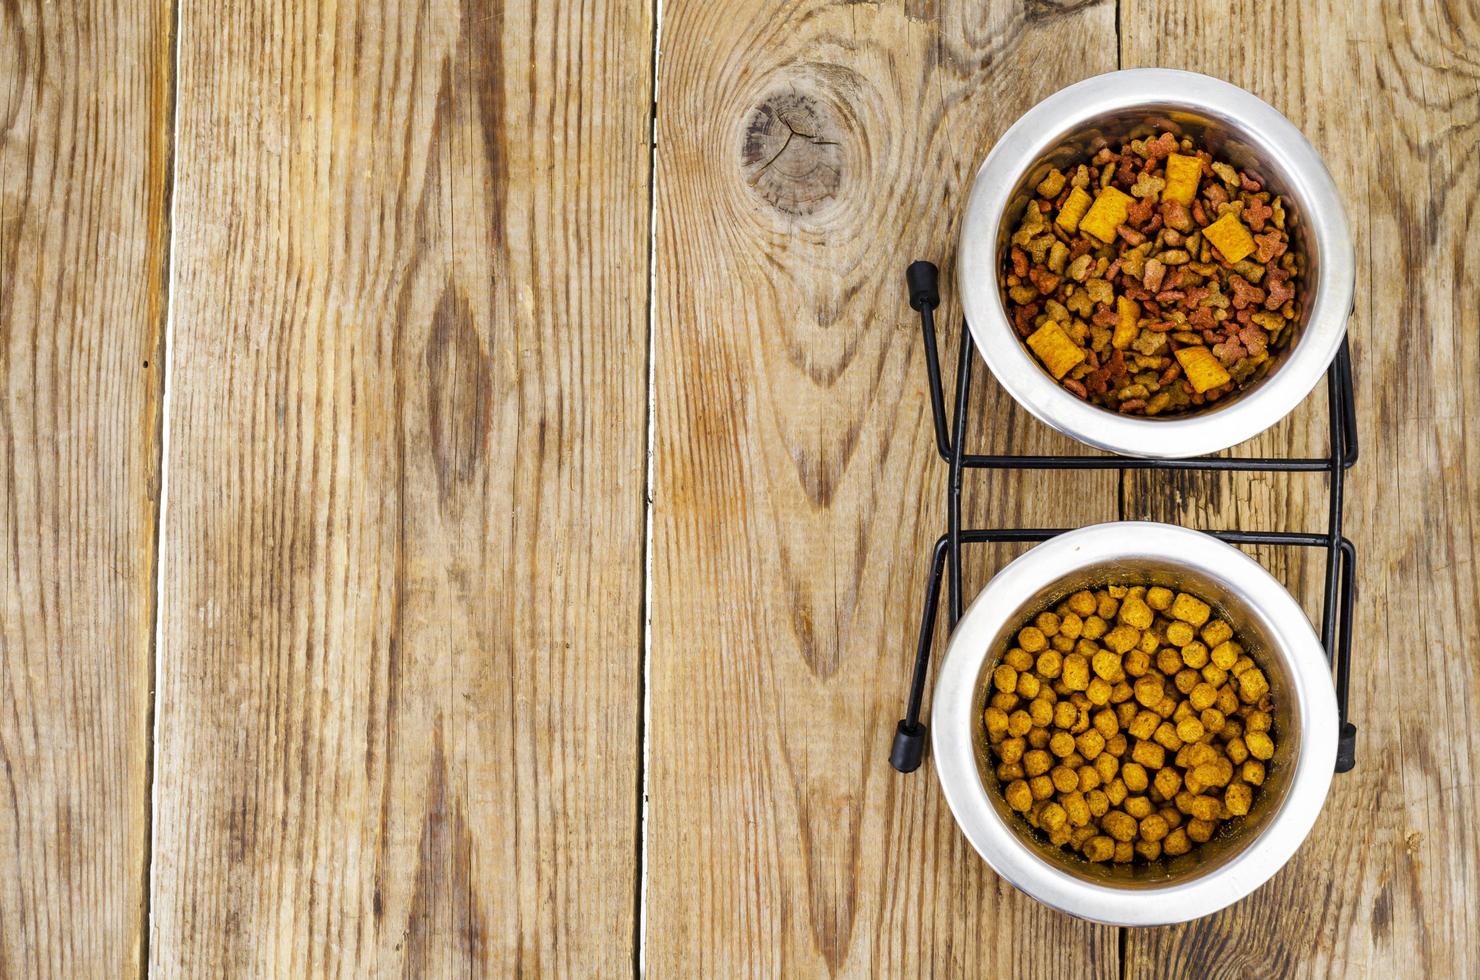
left=957, top=68, right=1355, bottom=458
left=930, top=522, right=1338, bottom=925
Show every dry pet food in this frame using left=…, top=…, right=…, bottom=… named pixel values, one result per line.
left=983, top=583, right=1276, bottom=864
left=1002, top=132, right=1302, bottom=416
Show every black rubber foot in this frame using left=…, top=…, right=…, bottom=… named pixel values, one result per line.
left=891, top=720, right=927, bottom=772
left=1335, top=722, right=1357, bottom=773
left=906, top=261, right=939, bottom=312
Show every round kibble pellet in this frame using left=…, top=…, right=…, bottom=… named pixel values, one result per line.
left=1124, top=796, right=1154, bottom=819
left=1246, top=731, right=1274, bottom=760
left=994, top=664, right=1018, bottom=693
left=1140, top=813, right=1170, bottom=843
left=1083, top=835, right=1115, bottom=862
left=1019, top=627, right=1048, bottom=653
left=1005, top=648, right=1034, bottom=672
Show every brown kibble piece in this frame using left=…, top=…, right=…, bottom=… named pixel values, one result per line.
left=1103, top=625, right=1141, bottom=655
left=1128, top=709, right=1160, bottom=740
left=1119, top=596, right=1154, bottom=630
left=1053, top=701, right=1077, bottom=729
left=1139, top=813, right=1170, bottom=843
left=1153, top=721, right=1183, bottom=751
left=1225, top=782, right=1253, bottom=817
left=1064, top=791, right=1092, bottom=826
left=1133, top=676, right=1163, bottom=708
left=1165, top=621, right=1195, bottom=647
left=1103, top=810, right=1138, bottom=842
left=1019, top=626, right=1049, bottom=653
left=1188, top=795, right=1221, bottom=822
left=1181, top=641, right=1210, bottom=669
left=1188, top=682, right=1218, bottom=711
left=1005, top=648, right=1034, bottom=671
left=1084, top=835, right=1115, bottom=862
left=994, top=664, right=1018, bottom=693
left=1024, top=749, right=1052, bottom=777
left=1237, top=666, right=1270, bottom=703
left=1170, top=592, right=1212, bottom=626
left=1187, top=818, right=1216, bottom=844
left=1124, top=795, right=1154, bottom=819
left=1131, top=740, right=1165, bottom=769
left=1037, top=649, right=1063, bottom=678
left=1153, top=766, right=1182, bottom=800
left=1062, top=654, right=1091, bottom=691
left=1201, top=620, right=1233, bottom=647
left=1076, top=729, right=1106, bottom=760
left=1176, top=717, right=1206, bottom=743
left=997, top=737, right=1026, bottom=764
left=1092, top=650, right=1125, bottom=682
left=1018, top=672, right=1041, bottom=700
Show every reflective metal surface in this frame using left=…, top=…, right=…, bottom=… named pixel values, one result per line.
left=931, top=523, right=1337, bottom=925
left=958, top=69, right=1355, bottom=458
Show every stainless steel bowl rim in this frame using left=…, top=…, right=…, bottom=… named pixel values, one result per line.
left=958, top=68, right=1355, bottom=459
left=930, top=522, right=1338, bottom=926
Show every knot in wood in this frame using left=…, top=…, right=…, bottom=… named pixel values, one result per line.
left=741, top=92, right=844, bottom=216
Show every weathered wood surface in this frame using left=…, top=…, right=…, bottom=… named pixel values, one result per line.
left=0, top=1, right=171, bottom=975
left=4, top=0, right=1479, bottom=974
left=1120, top=1, right=1480, bottom=976
left=646, top=0, right=1124, bottom=974
left=149, top=0, right=653, bottom=974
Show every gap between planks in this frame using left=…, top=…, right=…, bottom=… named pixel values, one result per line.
left=636, top=0, right=667, bottom=975
left=143, top=0, right=186, bottom=973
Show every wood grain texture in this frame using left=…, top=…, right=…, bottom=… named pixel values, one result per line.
left=0, top=1, right=171, bottom=975
left=150, top=0, right=652, bottom=973
left=1122, top=0, right=1480, bottom=976
left=647, top=0, right=1122, bottom=973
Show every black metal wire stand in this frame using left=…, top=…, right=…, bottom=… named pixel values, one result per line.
left=889, top=261, right=1358, bottom=775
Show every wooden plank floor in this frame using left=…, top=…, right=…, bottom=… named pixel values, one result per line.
left=0, top=1, right=172, bottom=975
left=1, top=0, right=1476, bottom=975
